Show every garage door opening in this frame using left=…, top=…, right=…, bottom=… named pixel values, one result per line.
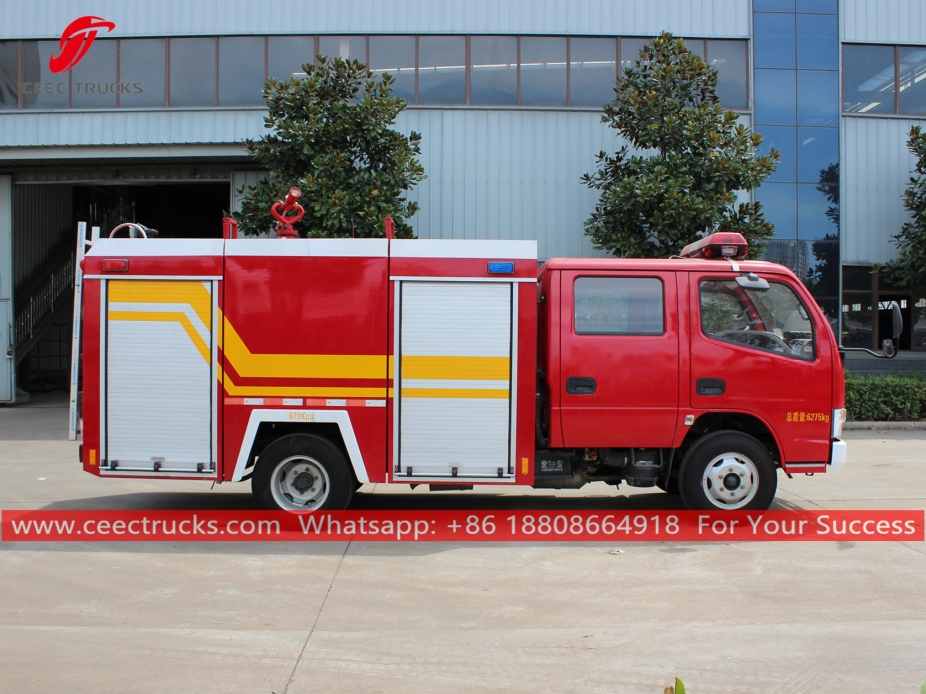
left=14, top=181, right=230, bottom=396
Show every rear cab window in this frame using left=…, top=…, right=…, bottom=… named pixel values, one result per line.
left=699, top=279, right=815, bottom=360
left=574, top=277, right=664, bottom=335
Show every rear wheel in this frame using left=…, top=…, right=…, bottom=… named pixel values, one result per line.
left=678, top=432, right=777, bottom=511
left=252, top=434, right=355, bottom=511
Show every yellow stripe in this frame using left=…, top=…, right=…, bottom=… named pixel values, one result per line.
left=400, top=388, right=509, bottom=399
left=108, top=280, right=212, bottom=327
left=108, top=311, right=210, bottom=363
left=401, top=355, right=510, bottom=380
left=222, top=314, right=387, bottom=379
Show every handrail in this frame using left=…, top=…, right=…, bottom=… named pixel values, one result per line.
left=14, top=249, right=76, bottom=354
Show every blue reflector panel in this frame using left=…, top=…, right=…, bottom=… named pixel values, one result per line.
left=488, top=261, right=515, bottom=274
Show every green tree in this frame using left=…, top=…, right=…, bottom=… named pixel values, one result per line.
left=879, top=125, right=926, bottom=293
left=235, top=56, right=425, bottom=238
left=583, top=32, right=779, bottom=259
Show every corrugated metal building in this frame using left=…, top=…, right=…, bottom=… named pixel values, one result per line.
left=0, top=0, right=922, bottom=400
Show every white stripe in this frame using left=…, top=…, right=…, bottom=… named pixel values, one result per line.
left=226, top=238, right=388, bottom=257
left=391, top=239, right=537, bottom=260
left=231, top=410, right=369, bottom=484
left=85, top=275, right=223, bottom=281
left=87, top=238, right=225, bottom=257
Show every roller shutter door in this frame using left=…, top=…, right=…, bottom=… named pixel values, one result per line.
left=105, top=280, right=213, bottom=472
left=398, top=281, right=513, bottom=478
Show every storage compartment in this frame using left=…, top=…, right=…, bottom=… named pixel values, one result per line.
left=396, top=280, right=515, bottom=479
left=103, top=279, right=215, bottom=474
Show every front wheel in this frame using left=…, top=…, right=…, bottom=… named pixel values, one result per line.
left=252, top=434, right=355, bottom=511
left=678, top=432, right=777, bottom=511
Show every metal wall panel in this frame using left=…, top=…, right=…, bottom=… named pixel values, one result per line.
left=0, top=110, right=266, bottom=149
left=841, top=0, right=926, bottom=44
left=841, top=116, right=918, bottom=265
left=1, top=0, right=750, bottom=39
left=397, top=109, right=623, bottom=259
left=11, top=184, right=72, bottom=292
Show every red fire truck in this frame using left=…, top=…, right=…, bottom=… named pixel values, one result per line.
left=74, top=214, right=866, bottom=513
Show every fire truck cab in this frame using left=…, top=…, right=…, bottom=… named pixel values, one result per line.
left=77, top=229, right=847, bottom=512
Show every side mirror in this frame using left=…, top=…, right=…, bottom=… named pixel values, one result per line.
left=840, top=301, right=902, bottom=360
left=892, top=301, right=903, bottom=339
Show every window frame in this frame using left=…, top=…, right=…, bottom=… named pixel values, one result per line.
left=573, top=275, right=667, bottom=337
left=698, top=277, right=818, bottom=361
left=842, top=42, right=926, bottom=116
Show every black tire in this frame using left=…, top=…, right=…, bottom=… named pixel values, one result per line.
left=252, top=434, right=355, bottom=511
left=678, top=431, right=777, bottom=511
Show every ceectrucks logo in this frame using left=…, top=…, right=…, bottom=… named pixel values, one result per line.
left=49, top=16, right=115, bottom=73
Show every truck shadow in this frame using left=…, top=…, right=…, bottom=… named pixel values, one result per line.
left=33, top=488, right=686, bottom=512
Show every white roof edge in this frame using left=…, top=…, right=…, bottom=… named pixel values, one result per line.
left=225, top=238, right=389, bottom=257
left=86, top=238, right=225, bottom=256
left=391, top=239, right=538, bottom=260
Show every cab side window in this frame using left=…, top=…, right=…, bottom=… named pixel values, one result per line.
left=574, top=277, right=664, bottom=335
left=699, top=279, right=815, bottom=360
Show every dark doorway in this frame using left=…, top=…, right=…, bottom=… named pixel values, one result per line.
left=878, top=295, right=912, bottom=351
left=73, top=182, right=230, bottom=238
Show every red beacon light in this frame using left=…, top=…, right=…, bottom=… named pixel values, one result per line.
left=678, top=232, right=748, bottom=260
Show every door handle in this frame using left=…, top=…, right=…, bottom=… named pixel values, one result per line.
left=566, top=377, right=596, bottom=395
left=696, top=378, right=726, bottom=396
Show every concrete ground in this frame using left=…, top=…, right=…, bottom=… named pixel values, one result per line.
left=1, top=394, right=924, bottom=693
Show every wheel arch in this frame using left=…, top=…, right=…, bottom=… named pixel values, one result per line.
left=673, top=411, right=783, bottom=478
left=229, top=410, right=369, bottom=484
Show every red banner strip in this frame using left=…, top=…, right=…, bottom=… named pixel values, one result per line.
left=2, top=510, right=923, bottom=542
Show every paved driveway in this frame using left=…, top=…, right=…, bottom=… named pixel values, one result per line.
left=1, top=395, right=924, bottom=693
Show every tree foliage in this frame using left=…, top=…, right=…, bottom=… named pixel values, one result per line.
left=235, top=56, right=425, bottom=238
left=879, top=125, right=926, bottom=293
left=583, top=32, right=779, bottom=258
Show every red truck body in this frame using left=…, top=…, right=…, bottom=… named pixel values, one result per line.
left=78, top=234, right=846, bottom=511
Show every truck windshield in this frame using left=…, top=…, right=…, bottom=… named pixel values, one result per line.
left=699, top=279, right=815, bottom=360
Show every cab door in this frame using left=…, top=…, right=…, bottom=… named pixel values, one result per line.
left=689, top=272, right=832, bottom=464
left=559, top=270, right=679, bottom=448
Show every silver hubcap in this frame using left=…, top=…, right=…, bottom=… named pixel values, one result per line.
left=701, top=453, right=759, bottom=510
left=271, top=455, right=330, bottom=511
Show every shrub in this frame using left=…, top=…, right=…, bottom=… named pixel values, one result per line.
left=845, top=373, right=926, bottom=421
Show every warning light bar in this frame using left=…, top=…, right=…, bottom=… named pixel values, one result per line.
left=679, top=232, right=749, bottom=260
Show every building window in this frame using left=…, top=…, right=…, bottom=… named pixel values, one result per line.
left=318, top=36, right=366, bottom=63
left=268, top=36, right=314, bottom=82
left=569, top=38, right=617, bottom=107
left=0, top=41, right=17, bottom=108
left=519, top=37, right=567, bottom=106
left=843, top=43, right=926, bottom=116
left=71, top=39, right=117, bottom=108
left=120, top=39, right=166, bottom=107
left=369, top=36, right=416, bottom=102
left=470, top=36, right=518, bottom=105
left=218, top=37, right=265, bottom=106
left=418, top=36, right=466, bottom=105
left=169, top=38, right=217, bottom=107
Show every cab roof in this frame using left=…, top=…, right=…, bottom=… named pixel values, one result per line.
left=539, top=257, right=797, bottom=277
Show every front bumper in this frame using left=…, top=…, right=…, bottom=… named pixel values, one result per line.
left=828, top=439, right=847, bottom=473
